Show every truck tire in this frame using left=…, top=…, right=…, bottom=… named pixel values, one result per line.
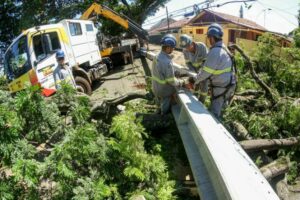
left=75, top=76, right=92, bottom=95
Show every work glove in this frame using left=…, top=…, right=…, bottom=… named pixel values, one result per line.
left=188, top=76, right=195, bottom=84
left=174, top=70, right=181, bottom=78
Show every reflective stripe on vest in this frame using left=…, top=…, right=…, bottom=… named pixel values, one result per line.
left=192, top=62, right=201, bottom=68
left=151, top=76, right=175, bottom=85
left=152, top=56, right=175, bottom=85
left=203, top=66, right=231, bottom=75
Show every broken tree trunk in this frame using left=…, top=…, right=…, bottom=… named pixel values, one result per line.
left=235, top=89, right=264, bottom=96
left=232, top=121, right=253, bottom=140
left=103, top=92, right=149, bottom=105
left=260, top=157, right=289, bottom=181
left=232, top=95, right=258, bottom=104
left=136, top=113, right=174, bottom=130
left=229, top=44, right=279, bottom=105
left=240, top=137, right=300, bottom=152
left=91, top=92, right=148, bottom=114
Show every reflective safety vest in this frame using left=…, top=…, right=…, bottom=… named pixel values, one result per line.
left=151, top=52, right=178, bottom=98
left=202, top=65, right=232, bottom=75
left=184, top=42, right=208, bottom=70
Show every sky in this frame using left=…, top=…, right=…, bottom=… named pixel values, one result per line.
left=142, top=0, right=299, bottom=35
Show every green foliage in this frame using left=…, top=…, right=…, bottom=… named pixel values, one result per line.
left=252, top=33, right=300, bottom=96
left=224, top=31, right=300, bottom=183
left=72, top=177, right=114, bottom=200
left=287, top=161, right=298, bottom=184
left=0, top=104, right=23, bottom=165
left=0, top=84, right=176, bottom=199
left=1, top=0, right=169, bottom=48
left=0, top=75, right=8, bottom=90
left=110, top=112, right=175, bottom=199
left=70, top=96, right=91, bottom=126
left=0, top=1, right=21, bottom=46
left=15, top=85, right=61, bottom=143
left=53, top=82, right=77, bottom=106
left=254, top=33, right=281, bottom=76
left=273, top=103, right=300, bottom=137
left=293, top=28, right=300, bottom=48
left=12, top=159, right=40, bottom=188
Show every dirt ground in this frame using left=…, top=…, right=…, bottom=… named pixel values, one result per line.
left=90, top=44, right=187, bottom=102
left=90, top=59, right=148, bottom=103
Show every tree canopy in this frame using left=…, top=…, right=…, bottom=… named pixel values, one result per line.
left=0, top=0, right=169, bottom=48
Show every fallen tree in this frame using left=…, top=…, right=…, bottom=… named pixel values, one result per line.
left=260, top=157, right=290, bottom=181
left=240, top=137, right=300, bottom=152
left=229, top=44, right=279, bottom=105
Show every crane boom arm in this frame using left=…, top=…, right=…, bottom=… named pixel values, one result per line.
left=80, top=3, right=148, bottom=41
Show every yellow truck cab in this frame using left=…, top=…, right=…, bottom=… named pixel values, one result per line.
left=3, top=19, right=107, bottom=95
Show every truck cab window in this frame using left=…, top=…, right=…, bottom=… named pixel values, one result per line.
left=69, top=22, right=82, bottom=36
left=4, top=36, right=31, bottom=81
left=33, top=32, right=61, bottom=62
left=85, top=24, right=93, bottom=32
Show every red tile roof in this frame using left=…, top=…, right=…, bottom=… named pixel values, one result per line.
left=158, top=18, right=191, bottom=31
left=191, top=10, right=267, bottom=31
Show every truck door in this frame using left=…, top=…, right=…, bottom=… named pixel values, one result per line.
left=30, top=29, right=69, bottom=90
left=84, top=22, right=101, bottom=65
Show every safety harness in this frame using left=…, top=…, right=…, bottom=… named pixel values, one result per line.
left=207, top=45, right=237, bottom=100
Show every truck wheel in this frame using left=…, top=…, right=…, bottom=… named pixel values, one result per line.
left=75, top=76, right=92, bottom=95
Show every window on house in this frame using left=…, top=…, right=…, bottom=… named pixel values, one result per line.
left=189, top=31, right=193, bottom=34
left=240, top=31, right=247, bottom=39
left=69, top=22, right=82, bottom=36
left=196, top=29, right=204, bottom=34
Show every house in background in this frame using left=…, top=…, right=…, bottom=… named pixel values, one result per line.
left=148, top=9, right=291, bottom=54
left=148, top=18, right=190, bottom=44
left=149, top=18, right=191, bottom=45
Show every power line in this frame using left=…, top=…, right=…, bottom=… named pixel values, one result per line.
left=257, top=1, right=298, bottom=27
left=258, top=0, right=297, bottom=16
left=144, top=0, right=210, bottom=23
left=144, top=0, right=256, bottom=27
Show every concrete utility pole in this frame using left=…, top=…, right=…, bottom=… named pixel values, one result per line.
left=166, top=6, right=170, bottom=33
left=240, top=5, right=244, bottom=18
left=206, top=0, right=214, bottom=8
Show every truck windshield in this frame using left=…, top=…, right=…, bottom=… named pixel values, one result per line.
left=4, top=36, right=31, bottom=81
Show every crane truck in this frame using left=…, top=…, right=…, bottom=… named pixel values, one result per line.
left=3, top=3, right=148, bottom=95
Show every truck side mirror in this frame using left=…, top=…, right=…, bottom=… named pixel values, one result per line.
left=33, top=60, right=38, bottom=67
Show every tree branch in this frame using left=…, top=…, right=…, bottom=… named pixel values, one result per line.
left=229, top=44, right=279, bottom=105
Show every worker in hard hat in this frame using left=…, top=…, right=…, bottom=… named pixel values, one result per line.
left=53, top=50, right=76, bottom=90
left=189, top=23, right=236, bottom=119
left=180, top=34, right=208, bottom=102
left=180, top=34, right=208, bottom=72
left=151, top=34, right=185, bottom=115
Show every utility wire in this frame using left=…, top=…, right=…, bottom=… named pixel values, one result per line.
left=144, top=0, right=251, bottom=24
left=257, top=0, right=297, bottom=16
left=257, top=1, right=298, bottom=26
left=144, top=0, right=210, bottom=23
left=144, top=0, right=256, bottom=27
